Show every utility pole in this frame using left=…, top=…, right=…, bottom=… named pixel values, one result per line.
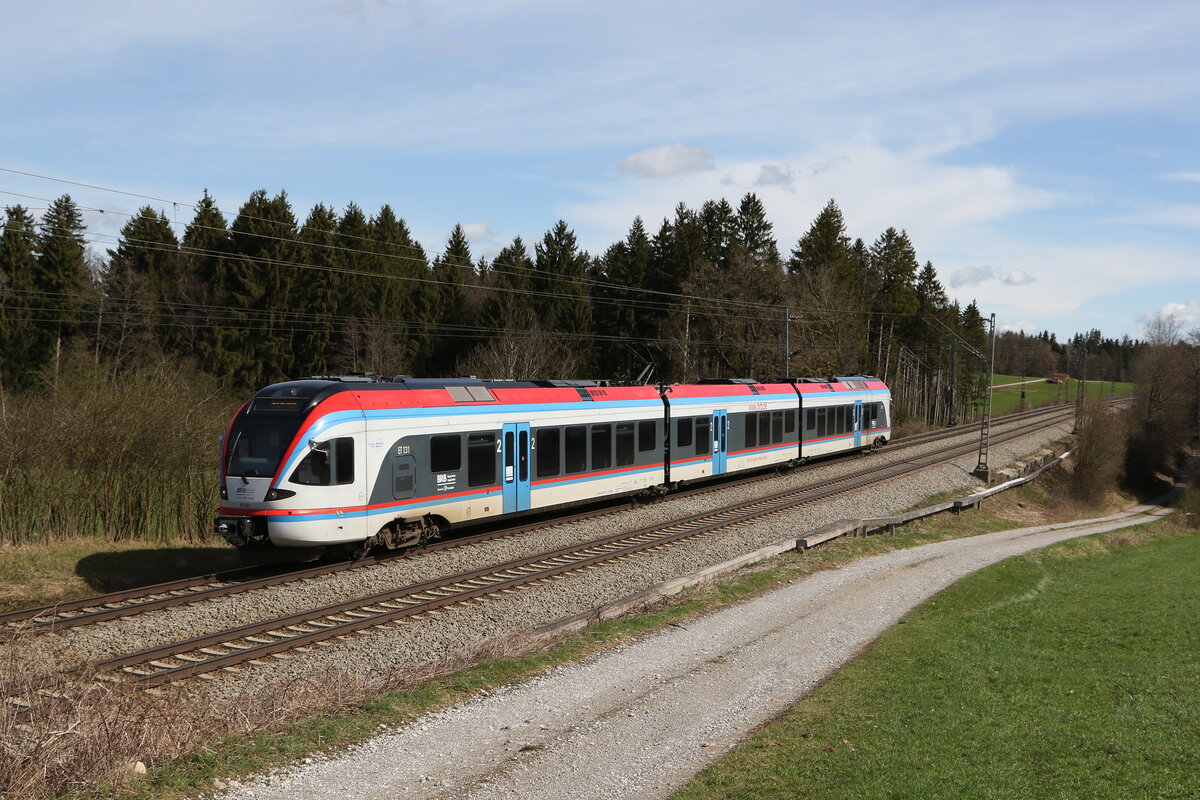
left=947, top=339, right=958, bottom=426
left=1020, top=350, right=1027, bottom=411
left=782, top=308, right=801, bottom=379
left=1073, top=339, right=1088, bottom=434
left=973, top=313, right=996, bottom=481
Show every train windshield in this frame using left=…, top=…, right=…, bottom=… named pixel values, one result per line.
left=224, top=418, right=302, bottom=479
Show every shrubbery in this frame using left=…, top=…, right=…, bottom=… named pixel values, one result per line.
left=0, top=350, right=237, bottom=545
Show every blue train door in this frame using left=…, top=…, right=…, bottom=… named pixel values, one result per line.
left=711, top=410, right=728, bottom=474
left=853, top=401, right=863, bottom=448
left=502, top=423, right=531, bottom=513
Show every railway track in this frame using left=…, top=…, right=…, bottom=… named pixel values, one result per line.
left=0, top=402, right=1075, bottom=640
left=5, top=404, right=1074, bottom=717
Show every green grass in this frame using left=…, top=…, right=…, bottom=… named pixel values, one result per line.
left=987, top=374, right=1134, bottom=416
left=674, top=525, right=1200, bottom=800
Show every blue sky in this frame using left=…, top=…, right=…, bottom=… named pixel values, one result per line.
left=2, top=0, right=1198, bottom=341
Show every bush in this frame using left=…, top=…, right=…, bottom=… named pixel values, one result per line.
left=0, top=350, right=239, bottom=545
left=1070, top=397, right=1127, bottom=501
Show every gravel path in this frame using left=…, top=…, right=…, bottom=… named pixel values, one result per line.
left=211, top=502, right=1172, bottom=800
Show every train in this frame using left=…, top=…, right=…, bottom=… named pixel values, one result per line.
left=214, top=374, right=891, bottom=555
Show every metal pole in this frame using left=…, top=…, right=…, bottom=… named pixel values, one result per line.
left=947, top=339, right=958, bottom=427
left=974, top=313, right=996, bottom=479
left=783, top=307, right=790, bottom=380
left=1073, top=340, right=1087, bottom=434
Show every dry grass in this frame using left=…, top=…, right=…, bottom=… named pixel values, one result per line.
left=0, top=625, right=538, bottom=800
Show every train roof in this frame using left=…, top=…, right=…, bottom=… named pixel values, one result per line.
left=248, top=374, right=888, bottom=416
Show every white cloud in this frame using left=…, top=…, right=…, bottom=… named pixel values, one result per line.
left=616, top=144, right=715, bottom=179
left=1002, top=269, right=1035, bottom=286
left=1163, top=172, right=1200, bottom=182
left=950, top=265, right=1036, bottom=289
left=950, top=265, right=998, bottom=288
left=1157, top=299, right=1200, bottom=327
left=461, top=218, right=497, bottom=244
left=754, top=164, right=794, bottom=189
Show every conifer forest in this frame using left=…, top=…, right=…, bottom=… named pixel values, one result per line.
left=0, top=190, right=1168, bottom=543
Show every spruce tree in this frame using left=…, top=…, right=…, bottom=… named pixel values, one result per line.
left=294, top=204, right=340, bottom=375
left=533, top=221, right=593, bottom=370
left=427, top=224, right=473, bottom=371
left=34, top=195, right=91, bottom=376
left=182, top=192, right=232, bottom=377
left=0, top=205, right=41, bottom=387
left=105, top=206, right=181, bottom=358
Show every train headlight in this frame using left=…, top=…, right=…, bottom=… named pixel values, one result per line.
left=264, top=488, right=296, bottom=501
left=220, top=486, right=228, bottom=500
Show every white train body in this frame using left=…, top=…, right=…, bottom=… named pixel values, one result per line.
left=215, top=376, right=890, bottom=549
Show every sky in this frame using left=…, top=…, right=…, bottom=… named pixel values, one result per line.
left=1, top=0, right=1198, bottom=342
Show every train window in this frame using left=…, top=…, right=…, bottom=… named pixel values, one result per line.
left=292, top=446, right=330, bottom=485
left=334, top=437, right=354, bottom=484
left=744, top=413, right=757, bottom=448
left=616, top=423, right=635, bottom=466
left=518, top=430, right=529, bottom=481
left=504, top=431, right=515, bottom=475
left=676, top=417, right=693, bottom=448
left=759, top=412, right=771, bottom=446
left=392, top=456, right=414, bottom=499
left=805, top=408, right=816, bottom=435
left=784, top=409, right=796, bottom=434
left=638, top=420, right=657, bottom=452
left=536, top=428, right=560, bottom=478
left=817, top=407, right=827, bottom=438
left=292, top=437, right=353, bottom=485
left=591, top=425, right=611, bottom=470
left=772, top=411, right=784, bottom=443
left=695, top=417, right=711, bottom=456
left=467, top=433, right=496, bottom=487
left=565, top=426, right=587, bottom=474
left=430, top=434, right=461, bottom=473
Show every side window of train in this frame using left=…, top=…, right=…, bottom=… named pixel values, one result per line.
left=784, top=409, right=796, bottom=435
left=817, top=407, right=828, bottom=438
left=292, top=437, right=353, bottom=485
left=616, top=423, right=635, bottom=466
left=676, top=417, right=693, bottom=449
left=771, top=411, right=784, bottom=443
left=744, top=413, right=757, bottom=448
left=694, top=417, right=710, bottom=456
left=334, top=437, right=354, bottom=484
left=637, top=420, right=656, bottom=452
left=758, top=411, right=770, bottom=446
left=536, top=428, right=560, bottom=478
left=430, top=434, right=461, bottom=473
left=392, top=455, right=415, bottom=499
left=805, top=408, right=816, bottom=437
left=565, top=425, right=587, bottom=474
left=592, top=425, right=612, bottom=470
left=467, top=432, right=496, bottom=487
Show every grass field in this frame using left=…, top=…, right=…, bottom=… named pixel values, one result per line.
left=988, top=373, right=1135, bottom=416
left=674, top=525, right=1200, bottom=800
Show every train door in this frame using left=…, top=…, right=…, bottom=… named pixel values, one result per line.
left=853, top=400, right=863, bottom=448
left=711, top=410, right=728, bottom=474
left=502, top=423, right=531, bottom=513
